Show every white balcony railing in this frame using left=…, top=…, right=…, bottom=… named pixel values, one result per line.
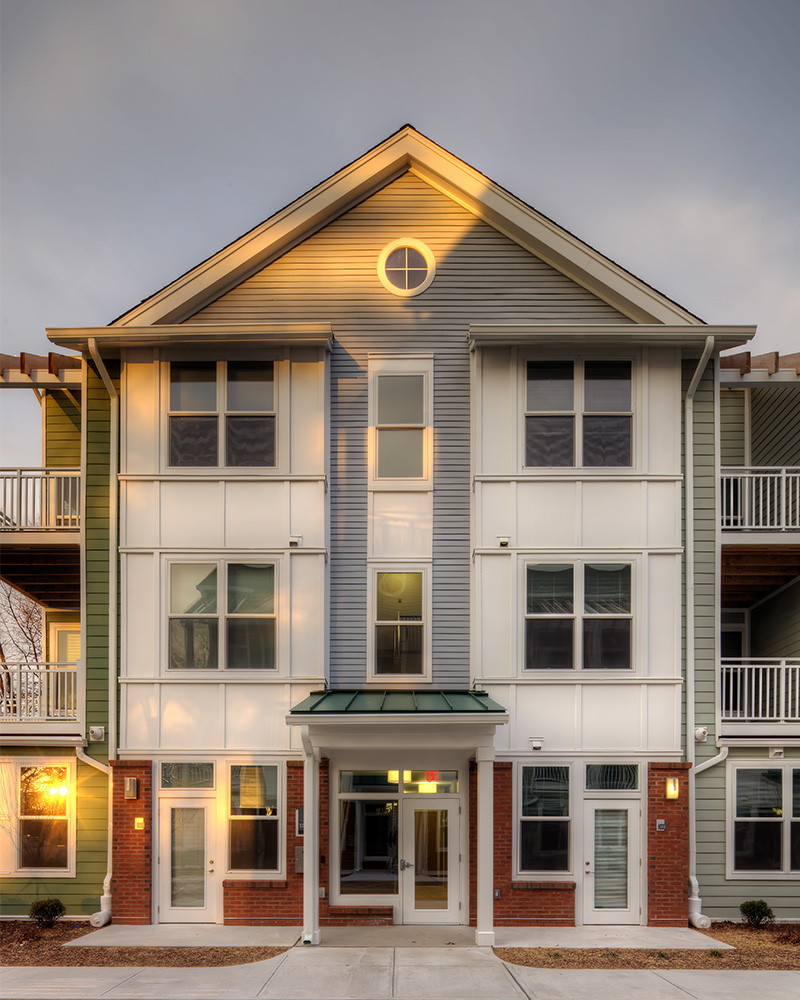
left=0, top=469, right=81, bottom=531
left=721, top=659, right=800, bottom=724
left=0, top=663, right=78, bottom=721
left=721, top=467, right=800, bottom=530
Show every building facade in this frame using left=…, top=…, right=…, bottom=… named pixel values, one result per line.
left=3, top=128, right=795, bottom=939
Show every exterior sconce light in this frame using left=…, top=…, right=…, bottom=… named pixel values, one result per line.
left=665, top=777, right=680, bottom=800
left=497, top=536, right=510, bottom=548
left=528, top=737, right=543, bottom=751
left=124, top=777, right=139, bottom=800
left=289, top=535, right=302, bottom=547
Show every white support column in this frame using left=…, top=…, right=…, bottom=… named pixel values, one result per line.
left=475, top=745, right=495, bottom=947
left=301, top=726, right=320, bottom=945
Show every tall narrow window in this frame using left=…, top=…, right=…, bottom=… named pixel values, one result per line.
left=229, top=765, right=279, bottom=871
left=376, top=375, right=424, bottom=479
left=375, top=572, right=424, bottom=675
left=583, top=361, right=631, bottom=467
left=18, top=765, right=69, bottom=869
left=583, top=564, right=631, bottom=670
left=519, top=765, right=570, bottom=872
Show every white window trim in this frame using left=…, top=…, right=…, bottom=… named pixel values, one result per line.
left=725, top=760, right=800, bottom=879
left=515, top=760, right=573, bottom=879
left=367, top=563, right=432, bottom=684
left=368, top=354, right=434, bottom=491
left=225, top=759, right=284, bottom=878
left=1, top=758, right=77, bottom=878
left=49, top=622, right=81, bottom=664
left=161, top=355, right=282, bottom=475
left=163, top=556, right=281, bottom=676
left=521, top=555, right=637, bottom=674
left=377, top=239, right=436, bottom=297
left=520, top=353, right=638, bottom=474
left=158, top=761, right=217, bottom=792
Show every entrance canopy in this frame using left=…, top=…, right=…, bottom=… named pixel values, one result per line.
left=287, top=689, right=508, bottom=754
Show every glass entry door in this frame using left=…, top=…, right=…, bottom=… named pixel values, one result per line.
left=582, top=800, right=639, bottom=924
left=400, top=799, right=459, bottom=923
left=158, top=799, right=217, bottom=922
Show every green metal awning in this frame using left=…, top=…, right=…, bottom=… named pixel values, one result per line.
left=290, top=689, right=507, bottom=715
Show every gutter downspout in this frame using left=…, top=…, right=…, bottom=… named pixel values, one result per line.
left=685, top=335, right=715, bottom=929
left=75, top=743, right=113, bottom=927
left=86, top=339, right=118, bottom=928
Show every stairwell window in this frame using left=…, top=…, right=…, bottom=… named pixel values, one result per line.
left=169, top=361, right=275, bottom=467
left=525, top=562, right=632, bottom=670
left=371, top=570, right=429, bottom=680
left=168, top=561, right=276, bottom=671
left=525, top=360, right=632, bottom=467
left=369, top=355, right=433, bottom=489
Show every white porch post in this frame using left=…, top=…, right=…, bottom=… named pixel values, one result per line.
left=301, top=726, right=320, bottom=945
left=475, top=745, right=495, bottom=946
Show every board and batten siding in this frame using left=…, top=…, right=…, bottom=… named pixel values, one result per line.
left=750, top=385, right=800, bottom=466
left=189, top=172, right=630, bottom=686
left=719, top=388, right=746, bottom=467
left=750, top=578, right=800, bottom=659
left=44, top=389, right=81, bottom=468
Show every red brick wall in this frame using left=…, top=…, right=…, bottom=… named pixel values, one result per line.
left=469, top=761, right=575, bottom=927
left=110, top=760, right=153, bottom=924
left=646, top=762, right=690, bottom=927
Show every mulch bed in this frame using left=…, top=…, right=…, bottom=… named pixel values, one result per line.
left=0, top=920, right=288, bottom=967
left=496, top=923, right=800, bottom=970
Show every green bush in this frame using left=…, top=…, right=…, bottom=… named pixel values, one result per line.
left=29, top=898, right=66, bottom=928
left=739, top=899, right=775, bottom=928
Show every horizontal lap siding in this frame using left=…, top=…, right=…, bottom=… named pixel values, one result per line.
left=44, top=390, right=81, bottom=468
left=719, top=389, right=745, bottom=466
left=751, top=385, right=800, bottom=466
left=191, top=172, right=629, bottom=686
left=751, top=579, right=800, bottom=658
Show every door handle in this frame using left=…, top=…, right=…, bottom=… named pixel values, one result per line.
left=399, top=858, right=414, bottom=871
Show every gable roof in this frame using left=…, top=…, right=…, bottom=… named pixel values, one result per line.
left=111, top=126, right=704, bottom=328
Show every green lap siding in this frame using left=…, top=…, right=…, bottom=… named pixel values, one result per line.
left=44, top=390, right=81, bottom=468
left=751, top=579, right=800, bottom=658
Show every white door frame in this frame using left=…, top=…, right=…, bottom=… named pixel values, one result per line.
left=582, top=799, right=640, bottom=925
left=158, top=797, right=219, bottom=923
left=399, top=797, right=460, bottom=924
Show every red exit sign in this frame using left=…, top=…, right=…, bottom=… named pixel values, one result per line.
left=426, top=770, right=439, bottom=782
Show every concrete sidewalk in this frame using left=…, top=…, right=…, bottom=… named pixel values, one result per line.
left=2, top=947, right=799, bottom=999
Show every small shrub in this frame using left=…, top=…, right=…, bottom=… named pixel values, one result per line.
left=739, top=899, right=775, bottom=928
left=708, top=949, right=723, bottom=958
left=29, top=898, right=66, bottom=928
left=656, top=951, right=670, bottom=960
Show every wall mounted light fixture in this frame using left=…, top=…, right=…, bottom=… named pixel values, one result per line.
left=665, top=777, right=680, bottom=800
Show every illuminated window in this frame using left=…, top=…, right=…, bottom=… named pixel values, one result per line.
left=374, top=572, right=425, bottom=676
left=168, top=562, right=276, bottom=670
left=525, top=360, right=632, bottom=467
left=2, top=762, right=74, bottom=874
left=229, top=765, right=279, bottom=871
left=377, top=239, right=436, bottom=297
left=368, top=355, right=433, bottom=489
left=169, top=361, right=275, bottom=467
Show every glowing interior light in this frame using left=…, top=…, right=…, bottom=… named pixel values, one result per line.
left=417, top=781, right=438, bottom=794
left=387, top=770, right=399, bottom=785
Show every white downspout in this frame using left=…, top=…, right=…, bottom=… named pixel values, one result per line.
left=86, top=338, right=118, bottom=928
left=685, top=335, right=714, bottom=929
left=75, top=744, right=113, bottom=927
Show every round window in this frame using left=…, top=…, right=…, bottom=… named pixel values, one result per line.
left=377, top=239, right=436, bottom=297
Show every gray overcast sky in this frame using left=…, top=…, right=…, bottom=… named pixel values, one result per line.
left=1, top=0, right=799, bottom=464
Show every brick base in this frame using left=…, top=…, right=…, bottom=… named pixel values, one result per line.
left=647, top=762, right=691, bottom=927
left=110, top=760, right=153, bottom=924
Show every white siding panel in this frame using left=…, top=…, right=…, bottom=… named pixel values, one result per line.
left=123, top=553, right=158, bottom=678
left=289, top=480, right=326, bottom=549
left=289, top=553, right=326, bottom=677
left=160, top=684, right=222, bottom=749
left=509, top=684, right=578, bottom=751
left=121, top=480, right=159, bottom=548
left=581, top=685, right=641, bottom=749
left=516, top=482, right=578, bottom=549
left=581, top=482, right=642, bottom=548
left=370, top=491, right=432, bottom=558
left=122, top=684, right=159, bottom=749
left=646, top=554, right=681, bottom=678
left=645, top=480, right=681, bottom=549
left=478, top=348, right=516, bottom=475
left=477, top=554, right=513, bottom=677
left=160, top=481, right=223, bottom=547
left=122, top=349, right=159, bottom=476
left=645, top=347, right=681, bottom=475
left=223, top=481, right=287, bottom=548
left=478, top=482, right=515, bottom=549
left=289, top=350, right=326, bottom=474
left=646, top=684, right=680, bottom=751
left=224, top=686, right=293, bottom=750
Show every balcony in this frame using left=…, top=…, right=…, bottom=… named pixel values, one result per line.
left=721, top=467, right=800, bottom=532
left=0, top=468, right=81, bottom=531
left=0, top=663, right=79, bottom=730
left=720, top=658, right=800, bottom=736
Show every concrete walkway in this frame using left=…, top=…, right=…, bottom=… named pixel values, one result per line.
left=2, top=926, right=798, bottom=1000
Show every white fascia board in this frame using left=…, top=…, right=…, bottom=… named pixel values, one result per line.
left=47, top=323, right=333, bottom=353
left=468, top=323, right=756, bottom=353
left=109, top=127, right=704, bottom=328
left=0, top=734, right=85, bottom=747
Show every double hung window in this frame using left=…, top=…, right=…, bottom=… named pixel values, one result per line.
left=374, top=572, right=425, bottom=676
left=525, top=562, right=632, bottom=670
left=169, top=562, right=276, bottom=670
left=169, top=361, right=275, bottom=467
left=369, top=355, right=432, bottom=488
left=229, top=765, right=279, bottom=871
left=525, top=360, right=632, bottom=467
left=519, top=765, right=570, bottom=872
left=1, top=762, right=74, bottom=873
left=731, top=765, right=800, bottom=874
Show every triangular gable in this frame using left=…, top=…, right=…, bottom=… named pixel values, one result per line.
left=112, top=125, right=702, bottom=328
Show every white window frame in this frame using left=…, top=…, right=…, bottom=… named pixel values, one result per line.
left=226, top=760, right=283, bottom=878
left=163, top=357, right=279, bottom=472
left=368, top=354, right=434, bottom=491
left=522, top=355, right=636, bottom=472
left=377, top=239, right=436, bottom=298
left=515, top=761, right=573, bottom=878
left=522, top=557, right=636, bottom=673
left=367, top=564, right=432, bottom=684
left=165, top=557, right=280, bottom=675
left=0, top=758, right=76, bottom=878
left=726, top=760, right=800, bottom=879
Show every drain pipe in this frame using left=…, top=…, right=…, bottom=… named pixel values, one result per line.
left=86, top=339, right=119, bottom=928
left=76, top=744, right=113, bottom=927
left=685, top=335, right=715, bottom=929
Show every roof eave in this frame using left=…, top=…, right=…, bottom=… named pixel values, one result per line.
left=47, top=323, right=333, bottom=354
